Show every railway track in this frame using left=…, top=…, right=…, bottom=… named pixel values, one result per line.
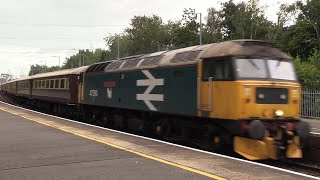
left=1, top=97, right=320, bottom=178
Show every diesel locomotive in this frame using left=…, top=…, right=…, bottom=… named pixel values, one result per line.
left=0, top=39, right=310, bottom=160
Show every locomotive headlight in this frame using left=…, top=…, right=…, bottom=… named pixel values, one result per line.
left=292, top=89, right=298, bottom=98
left=244, top=87, right=251, bottom=96
left=275, top=110, right=284, bottom=117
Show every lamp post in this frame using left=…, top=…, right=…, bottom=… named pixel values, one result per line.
left=51, top=56, right=60, bottom=67
left=184, top=10, right=202, bottom=45
left=117, top=35, right=120, bottom=60
left=28, top=64, right=33, bottom=76
left=79, top=54, right=88, bottom=67
left=40, top=60, right=46, bottom=72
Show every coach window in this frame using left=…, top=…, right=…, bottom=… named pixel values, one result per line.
left=202, top=59, right=233, bottom=81
left=41, top=81, right=45, bottom=89
left=50, top=80, right=54, bottom=88
left=60, top=79, right=65, bottom=89
left=46, top=80, right=49, bottom=88
left=55, top=79, right=59, bottom=88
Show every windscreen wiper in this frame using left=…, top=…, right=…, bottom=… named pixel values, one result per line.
left=247, top=59, right=260, bottom=70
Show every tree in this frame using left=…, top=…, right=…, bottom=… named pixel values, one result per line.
left=275, top=20, right=317, bottom=60
left=297, top=0, right=320, bottom=50
left=203, top=7, right=223, bottom=43
left=63, top=49, right=105, bottom=69
left=218, top=0, right=273, bottom=40
left=170, top=8, right=200, bottom=48
left=28, top=65, right=59, bottom=76
left=103, top=34, right=131, bottom=60
left=125, top=15, right=170, bottom=55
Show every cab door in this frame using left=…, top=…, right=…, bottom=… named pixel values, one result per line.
left=198, top=59, right=214, bottom=115
left=198, top=58, right=234, bottom=118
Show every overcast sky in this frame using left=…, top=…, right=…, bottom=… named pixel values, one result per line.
left=0, top=0, right=294, bottom=77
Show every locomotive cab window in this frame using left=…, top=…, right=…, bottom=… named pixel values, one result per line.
left=202, top=58, right=233, bottom=81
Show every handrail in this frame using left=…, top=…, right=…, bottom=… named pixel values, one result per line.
left=208, top=77, right=213, bottom=111
left=197, top=78, right=200, bottom=110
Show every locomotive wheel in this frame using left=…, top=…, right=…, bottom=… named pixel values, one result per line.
left=112, top=114, right=127, bottom=130
left=154, top=119, right=171, bottom=139
left=97, top=113, right=111, bottom=127
left=84, top=112, right=95, bottom=124
left=206, top=126, right=230, bottom=152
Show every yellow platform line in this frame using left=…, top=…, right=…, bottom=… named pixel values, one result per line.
left=0, top=107, right=226, bottom=180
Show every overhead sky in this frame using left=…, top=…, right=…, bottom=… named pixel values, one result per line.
left=0, top=0, right=294, bottom=77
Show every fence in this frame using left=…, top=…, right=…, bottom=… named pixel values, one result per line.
left=301, top=89, right=320, bottom=118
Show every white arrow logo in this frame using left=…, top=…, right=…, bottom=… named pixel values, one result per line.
left=136, top=70, right=164, bottom=111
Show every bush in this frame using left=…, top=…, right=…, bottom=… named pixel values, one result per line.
left=294, top=49, right=320, bottom=89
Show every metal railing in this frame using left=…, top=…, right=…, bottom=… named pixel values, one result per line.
left=301, top=89, right=320, bottom=118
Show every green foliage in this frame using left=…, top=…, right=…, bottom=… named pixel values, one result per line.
left=171, top=8, right=200, bottom=48
left=26, top=0, right=320, bottom=90
left=125, top=15, right=170, bottom=54
left=275, top=20, right=317, bottom=60
left=63, top=49, right=105, bottom=69
left=297, top=0, right=320, bottom=50
left=294, top=49, right=320, bottom=89
left=29, top=65, right=60, bottom=76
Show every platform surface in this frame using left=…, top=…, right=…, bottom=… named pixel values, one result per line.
left=0, top=102, right=315, bottom=180
left=304, top=118, right=320, bottom=134
left=0, top=110, right=210, bottom=180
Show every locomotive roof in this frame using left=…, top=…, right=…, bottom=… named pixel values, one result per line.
left=86, top=39, right=291, bottom=73
left=201, top=39, right=292, bottom=60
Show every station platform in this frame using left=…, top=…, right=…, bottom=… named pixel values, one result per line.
left=304, top=118, right=320, bottom=135
left=0, top=102, right=315, bottom=180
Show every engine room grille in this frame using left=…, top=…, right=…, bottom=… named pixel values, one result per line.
left=256, top=88, right=288, bottom=104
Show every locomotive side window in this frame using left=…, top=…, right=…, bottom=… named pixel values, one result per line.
left=202, top=59, right=233, bottom=81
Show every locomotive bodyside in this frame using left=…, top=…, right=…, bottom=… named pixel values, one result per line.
left=83, top=65, right=198, bottom=116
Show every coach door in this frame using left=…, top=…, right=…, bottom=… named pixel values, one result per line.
left=78, top=72, right=84, bottom=104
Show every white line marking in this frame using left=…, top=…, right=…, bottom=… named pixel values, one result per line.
left=311, top=132, right=320, bottom=136
left=136, top=70, right=164, bottom=111
left=0, top=101, right=319, bottom=180
left=137, top=94, right=164, bottom=101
